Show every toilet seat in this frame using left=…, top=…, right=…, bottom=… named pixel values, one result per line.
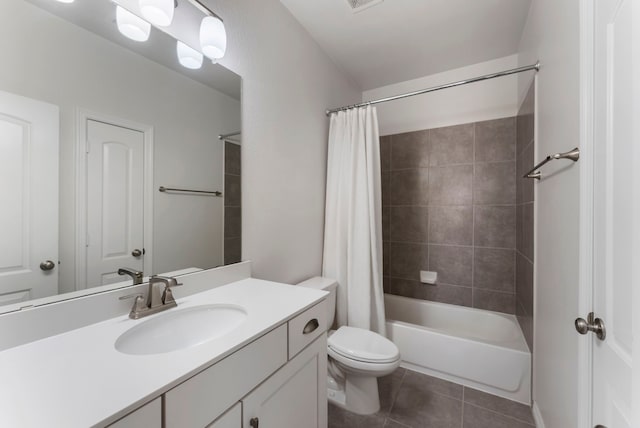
left=328, top=326, right=400, bottom=364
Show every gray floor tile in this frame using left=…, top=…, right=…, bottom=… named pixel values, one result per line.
left=462, top=403, right=535, bottom=428
left=379, top=368, right=407, bottom=415
left=463, top=387, right=534, bottom=424
left=329, top=368, right=535, bottom=428
left=389, top=376, right=462, bottom=428
left=401, top=370, right=463, bottom=400
left=384, top=418, right=413, bottom=428
left=328, top=403, right=386, bottom=428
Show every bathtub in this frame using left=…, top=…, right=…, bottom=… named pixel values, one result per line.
left=384, top=294, right=531, bottom=404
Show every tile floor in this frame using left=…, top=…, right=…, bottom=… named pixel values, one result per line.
left=328, top=368, right=535, bottom=428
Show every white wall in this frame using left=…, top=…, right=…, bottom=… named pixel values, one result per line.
left=0, top=0, right=241, bottom=293
left=363, top=55, right=520, bottom=136
left=212, top=0, right=361, bottom=283
left=517, top=1, right=582, bottom=427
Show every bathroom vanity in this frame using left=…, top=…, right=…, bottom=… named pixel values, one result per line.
left=0, top=264, right=329, bottom=428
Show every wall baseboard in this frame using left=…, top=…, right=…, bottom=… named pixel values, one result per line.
left=532, top=401, right=546, bottom=428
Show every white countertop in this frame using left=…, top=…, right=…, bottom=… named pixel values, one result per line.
left=0, top=278, right=326, bottom=428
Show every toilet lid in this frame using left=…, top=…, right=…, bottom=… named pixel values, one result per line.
left=328, top=326, right=400, bottom=364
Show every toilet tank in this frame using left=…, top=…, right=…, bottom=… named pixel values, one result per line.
left=296, top=277, right=337, bottom=330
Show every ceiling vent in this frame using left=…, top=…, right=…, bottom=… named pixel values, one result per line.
left=346, top=0, right=384, bottom=13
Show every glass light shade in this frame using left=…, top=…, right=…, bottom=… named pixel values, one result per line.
left=55, top=0, right=75, bottom=3
left=139, top=0, right=174, bottom=27
left=116, top=6, right=151, bottom=42
left=199, top=16, right=227, bottom=60
left=177, top=41, right=203, bottom=70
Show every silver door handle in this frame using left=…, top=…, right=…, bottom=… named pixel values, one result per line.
left=131, top=249, right=142, bottom=257
left=575, top=312, right=606, bottom=340
left=40, top=260, right=56, bottom=271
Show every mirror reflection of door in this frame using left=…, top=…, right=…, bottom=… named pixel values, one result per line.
left=0, top=90, right=59, bottom=305
left=83, top=118, right=149, bottom=287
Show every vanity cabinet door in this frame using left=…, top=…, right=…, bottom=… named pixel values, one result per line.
left=242, top=334, right=327, bottom=428
left=108, top=397, right=161, bottom=428
left=207, top=403, right=241, bottom=428
left=165, top=325, right=287, bottom=428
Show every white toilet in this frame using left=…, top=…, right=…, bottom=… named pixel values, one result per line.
left=297, top=277, right=401, bottom=415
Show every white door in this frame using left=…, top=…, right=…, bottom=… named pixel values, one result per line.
left=0, top=90, right=58, bottom=306
left=590, top=0, right=637, bottom=426
left=86, top=120, right=144, bottom=287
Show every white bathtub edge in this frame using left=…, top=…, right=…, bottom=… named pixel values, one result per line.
left=532, top=401, right=546, bottom=428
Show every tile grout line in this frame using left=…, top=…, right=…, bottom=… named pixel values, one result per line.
left=386, top=241, right=518, bottom=252
left=461, top=387, right=465, bottom=428
left=384, top=369, right=409, bottom=425
left=386, top=417, right=413, bottom=428
left=471, top=122, right=476, bottom=309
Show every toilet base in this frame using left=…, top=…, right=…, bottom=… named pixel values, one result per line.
left=328, top=385, right=346, bottom=407
left=326, top=374, right=380, bottom=415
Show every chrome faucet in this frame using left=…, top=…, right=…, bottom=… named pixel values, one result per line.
left=119, top=275, right=183, bottom=319
left=117, top=267, right=143, bottom=285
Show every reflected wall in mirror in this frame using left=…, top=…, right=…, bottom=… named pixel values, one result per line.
left=0, top=0, right=242, bottom=312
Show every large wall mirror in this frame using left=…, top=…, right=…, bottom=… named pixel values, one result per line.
left=0, top=0, right=242, bottom=314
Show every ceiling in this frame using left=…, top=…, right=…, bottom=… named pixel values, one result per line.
left=280, top=0, right=532, bottom=90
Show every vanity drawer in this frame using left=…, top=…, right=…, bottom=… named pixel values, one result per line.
left=108, top=397, right=161, bottom=428
left=206, top=402, right=241, bottom=428
left=165, top=325, right=287, bottom=428
left=288, top=300, right=327, bottom=359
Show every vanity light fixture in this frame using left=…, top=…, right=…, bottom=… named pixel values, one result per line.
left=177, top=41, right=204, bottom=69
left=139, top=0, right=175, bottom=27
left=199, top=15, right=226, bottom=60
left=116, top=6, right=151, bottom=42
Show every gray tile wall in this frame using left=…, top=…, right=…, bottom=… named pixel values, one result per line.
left=516, top=83, right=535, bottom=351
left=224, top=142, right=241, bottom=264
left=382, top=117, right=518, bottom=314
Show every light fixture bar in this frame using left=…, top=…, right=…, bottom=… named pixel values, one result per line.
left=186, top=0, right=222, bottom=21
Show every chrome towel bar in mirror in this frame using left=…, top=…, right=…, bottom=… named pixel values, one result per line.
left=524, top=147, right=580, bottom=180
left=159, top=186, right=223, bottom=196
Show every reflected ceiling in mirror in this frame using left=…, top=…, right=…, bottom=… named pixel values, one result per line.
left=0, top=0, right=242, bottom=314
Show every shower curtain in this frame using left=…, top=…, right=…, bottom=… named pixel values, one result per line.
left=322, top=106, right=386, bottom=335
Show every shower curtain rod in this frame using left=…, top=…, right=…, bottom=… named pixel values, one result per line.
left=325, top=61, right=540, bottom=116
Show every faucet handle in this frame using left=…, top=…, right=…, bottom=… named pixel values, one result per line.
left=161, top=281, right=183, bottom=305
left=119, top=293, right=147, bottom=319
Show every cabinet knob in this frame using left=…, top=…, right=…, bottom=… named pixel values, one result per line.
left=249, top=417, right=259, bottom=428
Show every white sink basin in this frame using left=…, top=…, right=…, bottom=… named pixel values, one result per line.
left=115, top=304, right=247, bottom=355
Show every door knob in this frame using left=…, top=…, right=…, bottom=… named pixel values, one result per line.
left=131, top=249, right=142, bottom=257
left=40, top=260, right=56, bottom=271
left=575, top=312, right=606, bottom=340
